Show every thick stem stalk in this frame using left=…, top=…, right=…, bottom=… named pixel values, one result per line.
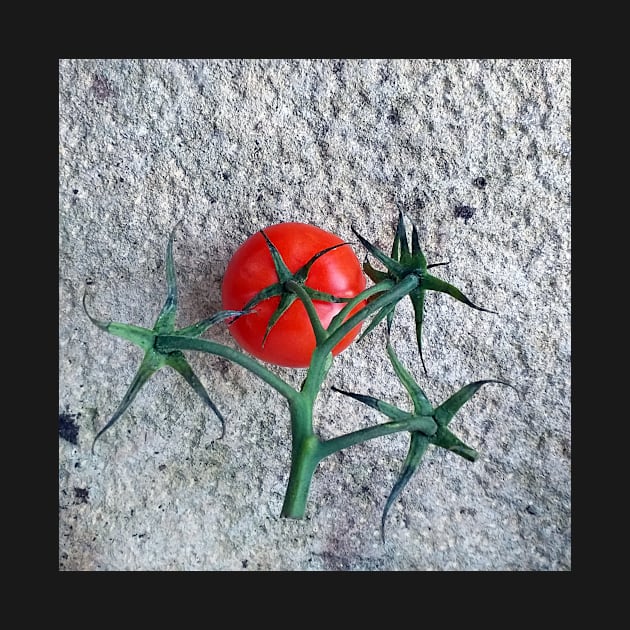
left=280, top=398, right=320, bottom=518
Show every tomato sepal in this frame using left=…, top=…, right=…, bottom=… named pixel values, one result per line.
left=332, top=337, right=518, bottom=541
left=353, top=211, right=496, bottom=374
left=84, top=226, right=250, bottom=453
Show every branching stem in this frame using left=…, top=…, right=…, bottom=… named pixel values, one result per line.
left=159, top=273, right=425, bottom=519
left=90, top=216, right=503, bottom=533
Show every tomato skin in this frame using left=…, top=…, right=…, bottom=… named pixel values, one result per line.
left=221, top=222, right=367, bottom=367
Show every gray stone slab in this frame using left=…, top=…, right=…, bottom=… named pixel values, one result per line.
left=59, top=58, right=570, bottom=570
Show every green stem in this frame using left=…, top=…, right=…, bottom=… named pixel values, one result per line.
left=329, top=279, right=395, bottom=329
left=322, top=274, right=420, bottom=356
left=319, top=415, right=436, bottom=459
left=156, top=335, right=297, bottom=402
left=281, top=396, right=319, bottom=518
left=300, top=348, right=333, bottom=401
left=279, top=410, right=437, bottom=518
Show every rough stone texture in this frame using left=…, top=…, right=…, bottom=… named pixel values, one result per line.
left=59, top=59, right=571, bottom=571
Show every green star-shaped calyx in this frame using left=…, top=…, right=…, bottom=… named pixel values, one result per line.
left=83, top=226, right=246, bottom=454
left=241, top=230, right=355, bottom=346
left=332, top=331, right=517, bottom=541
left=353, top=211, right=496, bottom=373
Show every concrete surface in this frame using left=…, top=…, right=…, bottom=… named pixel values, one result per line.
left=59, top=59, right=571, bottom=570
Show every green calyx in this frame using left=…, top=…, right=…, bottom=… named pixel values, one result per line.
left=353, top=210, right=496, bottom=373
left=83, top=227, right=248, bottom=454
left=241, top=230, right=354, bottom=347
left=333, top=330, right=518, bottom=542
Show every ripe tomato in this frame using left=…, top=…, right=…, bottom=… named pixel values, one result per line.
left=222, top=222, right=367, bottom=367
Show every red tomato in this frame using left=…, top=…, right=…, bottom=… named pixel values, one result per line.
left=222, top=222, right=367, bottom=367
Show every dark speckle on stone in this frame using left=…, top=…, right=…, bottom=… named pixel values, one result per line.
left=387, top=107, right=401, bottom=125
left=526, top=504, right=539, bottom=515
left=59, top=412, right=80, bottom=444
left=473, top=177, right=487, bottom=189
left=413, top=196, right=426, bottom=211
left=242, top=559, right=249, bottom=568
left=454, top=205, right=476, bottom=224
left=91, top=74, right=115, bottom=101
left=73, top=189, right=79, bottom=195
left=74, top=487, right=89, bottom=504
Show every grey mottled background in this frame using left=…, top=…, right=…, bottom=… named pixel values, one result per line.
left=59, top=59, right=571, bottom=571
